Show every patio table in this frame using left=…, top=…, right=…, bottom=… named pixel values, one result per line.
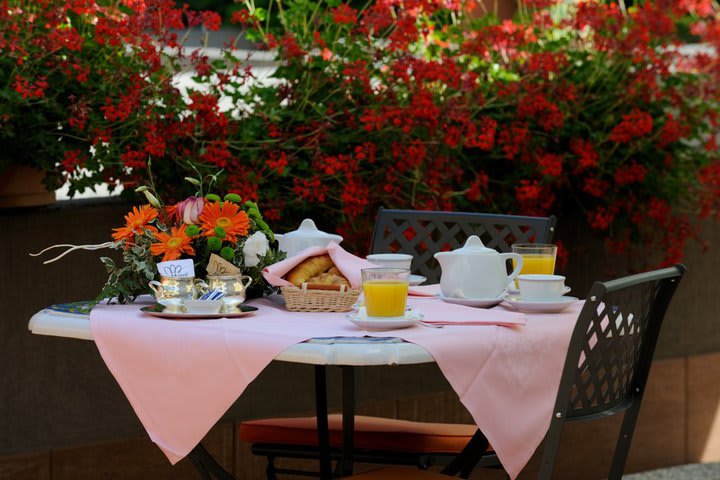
left=28, top=294, right=581, bottom=479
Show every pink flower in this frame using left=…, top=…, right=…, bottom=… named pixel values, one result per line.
left=177, top=197, right=204, bottom=225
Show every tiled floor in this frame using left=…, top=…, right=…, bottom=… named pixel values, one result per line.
left=625, top=463, right=720, bottom=479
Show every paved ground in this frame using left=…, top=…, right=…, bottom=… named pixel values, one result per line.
left=625, top=463, right=720, bottom=479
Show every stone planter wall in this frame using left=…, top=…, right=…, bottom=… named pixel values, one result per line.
left=0, top=165, right=56, bottom=209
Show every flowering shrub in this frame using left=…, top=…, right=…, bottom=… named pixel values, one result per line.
left=98, top=174, right=283, bottom=303
left=8, top=0, right=720, bottom=268
left=0, top=0, right=226, bottom=196
left=186, top=0, right=720, bottom=267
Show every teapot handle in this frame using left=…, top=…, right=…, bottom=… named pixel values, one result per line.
left=501, top=253, right=524, bottom=282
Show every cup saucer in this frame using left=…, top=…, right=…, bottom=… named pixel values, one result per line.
left=435, top=293, right=504, bottom=308
left=347, top=308, right=423, bottom=331
left=502, top=294, right=578, bottom=313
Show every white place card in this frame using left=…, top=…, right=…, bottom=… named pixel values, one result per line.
left=157, top=259, right=195, bottom=278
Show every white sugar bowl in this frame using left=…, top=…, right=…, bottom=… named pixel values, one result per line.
left=275, top=219, right=343, bottom=257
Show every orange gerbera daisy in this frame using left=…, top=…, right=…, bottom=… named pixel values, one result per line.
left=165, top=203, right=179, bottom=222
left=112, top=204, right=159, bottom=244
left=198, top=201, right=251, bottom=242
left=149, top=226, right=196, bottom=262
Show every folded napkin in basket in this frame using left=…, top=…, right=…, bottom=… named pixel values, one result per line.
left=263, top=242, right=375, bottom=288
left=409, top=299, right=526, bottom=326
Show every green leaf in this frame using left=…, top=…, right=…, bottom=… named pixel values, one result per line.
left=253, top=7, right=267, bottom=21
left=100, top=257, right=115, bottom=268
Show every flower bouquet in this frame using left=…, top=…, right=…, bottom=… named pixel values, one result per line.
left=26, top=171, right=284, bottom=304
left=96, top=176, right=284, bottom=304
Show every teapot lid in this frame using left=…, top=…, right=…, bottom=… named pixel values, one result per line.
left=447, top=235, right=495, bottom=254
left=282, top=219, right=342, bottom=240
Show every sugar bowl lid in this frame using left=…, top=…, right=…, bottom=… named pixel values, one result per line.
left=280, top=219, right=342, bottom=241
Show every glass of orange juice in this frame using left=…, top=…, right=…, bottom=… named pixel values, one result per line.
left=361, top=268, right=410, bottom=319
left=511, top=244, right=557, bottom=285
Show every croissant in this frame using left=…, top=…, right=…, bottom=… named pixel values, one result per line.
left=286, top=254, right=336, bottom=286
left=306, top=272, right=351, bottom=287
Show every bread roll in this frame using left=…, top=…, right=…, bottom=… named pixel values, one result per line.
left=286, top=254, right=336, bottom=286
left=306, top=272, right=351, bottom=287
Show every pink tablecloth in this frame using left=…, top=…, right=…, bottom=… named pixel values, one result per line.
left=89, top=296, right=581, bottom=479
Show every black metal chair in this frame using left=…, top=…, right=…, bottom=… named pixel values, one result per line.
left=538, top=264, right=686, bottom=479
left=336, top=264, right=686, bottom=480
left=239, top=209, right=558, bottom=479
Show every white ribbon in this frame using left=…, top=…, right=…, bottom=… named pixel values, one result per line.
left=29, top=242, right=116, bottom=264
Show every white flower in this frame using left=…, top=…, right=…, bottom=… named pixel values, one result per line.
left=243, top=231, right=269, bottom=267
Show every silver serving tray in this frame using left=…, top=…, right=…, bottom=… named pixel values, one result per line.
left=140, top=304, right=258, bottom=320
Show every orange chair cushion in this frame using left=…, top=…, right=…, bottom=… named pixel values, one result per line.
left=341, top=466, right=450, bottom=479
left=239, top=415, right=483, bottom=454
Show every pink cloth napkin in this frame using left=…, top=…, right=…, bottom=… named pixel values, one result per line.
left=89, top=297, right=581, bottom=479
left=408, top=299, right=526, bottom=326
left=263, top=242, right=375, bottom=287
left=407, top=284, right=441, bottom=296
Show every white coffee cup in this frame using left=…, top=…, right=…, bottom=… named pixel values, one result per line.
left=366, top=253, right=413, bottom=270
left=517, top=274, right=570, bottom=301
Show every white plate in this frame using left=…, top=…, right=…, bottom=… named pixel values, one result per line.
left=435, top=294, right=504, bottom=308
left=347, top=310, right=423, bottom=331
left=409, top=275, right=427, bottom=286
left=502, top=295, right=578, bottom=313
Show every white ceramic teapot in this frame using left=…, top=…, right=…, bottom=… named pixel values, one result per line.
left=275, top=219, right=343, bottom=257
left=434, top=235, right=523, bottom=299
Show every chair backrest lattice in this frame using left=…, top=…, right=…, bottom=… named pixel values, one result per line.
left=540, top=265, right=686, bottom=480
left=369, top=208, right=557, bottom=284
left=568, top=282, right=659, bottom=418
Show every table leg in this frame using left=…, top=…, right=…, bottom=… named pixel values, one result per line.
left=314, top=365, right=333, bottom=479
left=340, top=366, right=355, bottom=476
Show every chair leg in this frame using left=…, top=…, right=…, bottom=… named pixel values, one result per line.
left=608, top=406, right=642, bottom=480
left=441, top=429, right=489, bottom=478
left=537, top=415, right=564, bottom=480
left=189, top=448, right=213, bottom=480
left=266, top=455, right=279, bottom=480
left=189, top=443, right=236, bottom=480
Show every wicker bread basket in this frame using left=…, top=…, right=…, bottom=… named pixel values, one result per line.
left=281, top=283, right=361, bottom=312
